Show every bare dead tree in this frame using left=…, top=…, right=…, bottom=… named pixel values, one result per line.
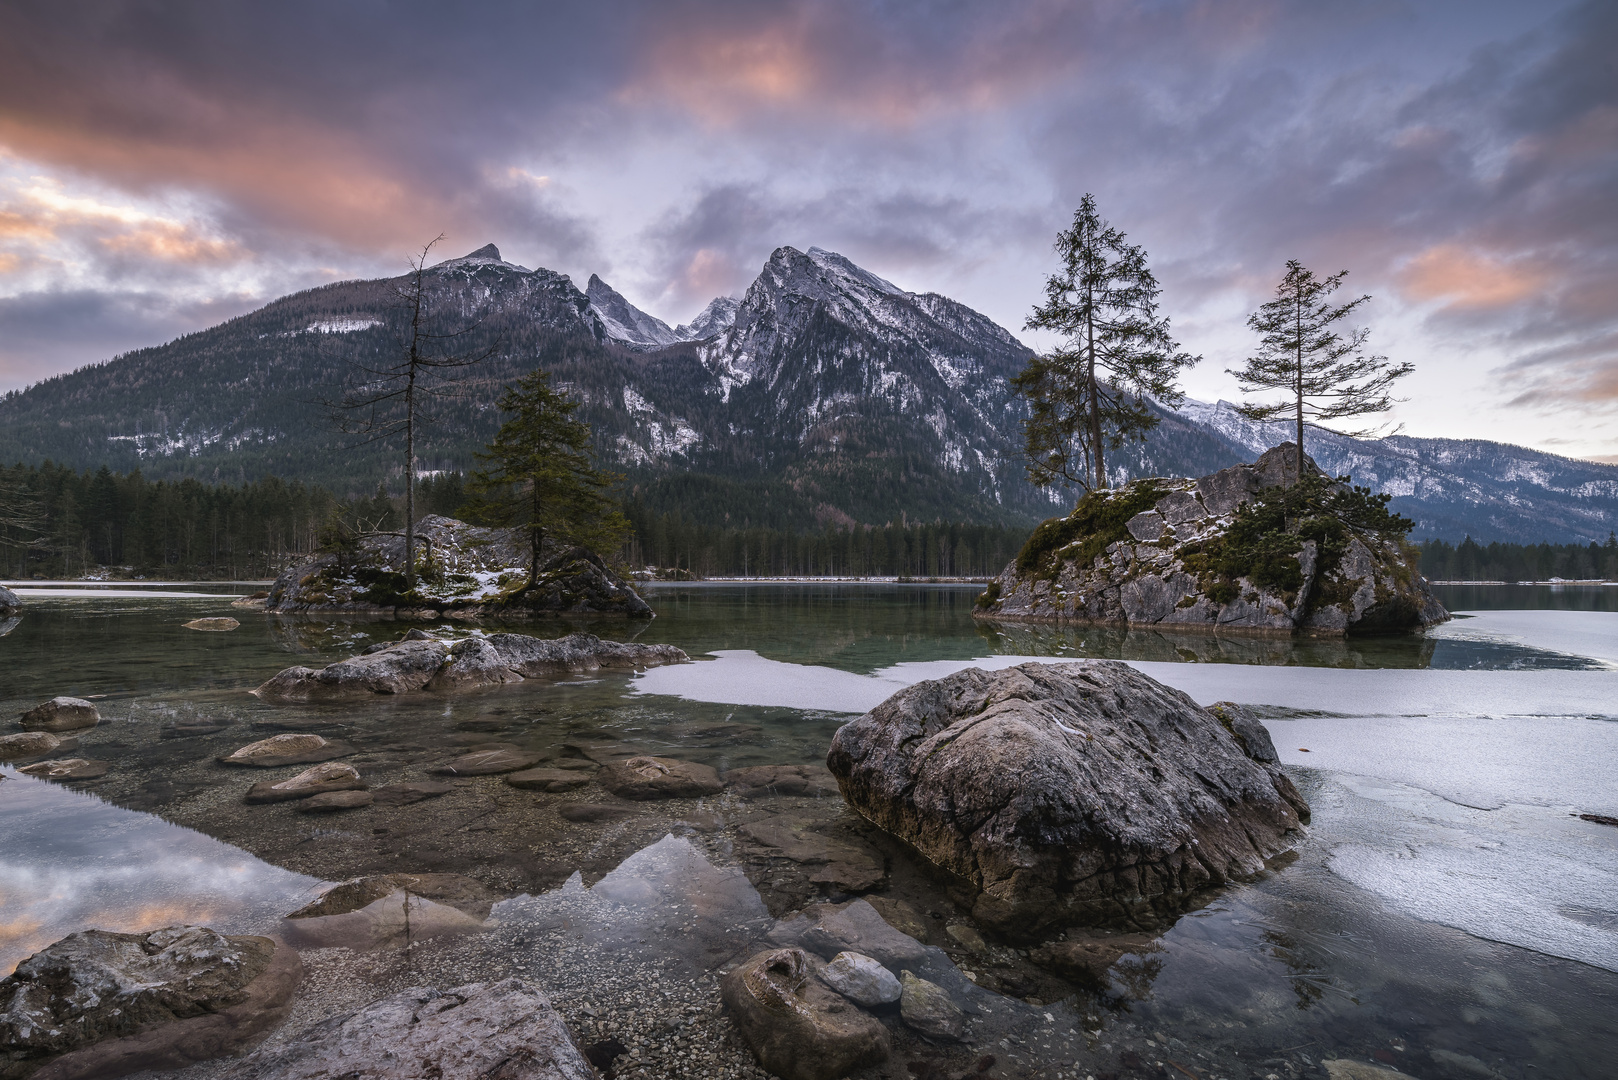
left=330, top=236, right=496, bottom=591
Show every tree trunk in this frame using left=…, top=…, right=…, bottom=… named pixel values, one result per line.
left=1294, top=291, right=1304, bottom=483
left=1086, top=284, right=1105, bottom=489
left=404, top=371, right=416, bottom=592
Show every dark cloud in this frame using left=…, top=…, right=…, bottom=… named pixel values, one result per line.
left=0, top=0, right=1611, bottom=447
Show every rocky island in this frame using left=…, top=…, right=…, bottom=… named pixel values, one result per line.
left=258, top=515, right=652, bottom=619
left=975, top=444, right=1449, bottom=635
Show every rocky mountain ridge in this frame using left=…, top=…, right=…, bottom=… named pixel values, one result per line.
left=0, top=244, right=1614, bottom=540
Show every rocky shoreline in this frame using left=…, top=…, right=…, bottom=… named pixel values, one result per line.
left=5, top=649, right=1324, bottom=1079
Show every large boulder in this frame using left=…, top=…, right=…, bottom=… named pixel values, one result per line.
left=976, top=444, right=1449, bottom=636
left=827, top=661, right=1309, bottom=935
left=721, top=948, right=890, bottom=1080
left=0, top=926, right=300, bottom=1080
left=16, top=699, right=99, bottom=733
left=252, top=630, right=686, bottom=701
left=0, top=585, right=19, bottom=616
left=263, top=515, right=653, bottom=618
left=233, top=978, right=593, bottom=1079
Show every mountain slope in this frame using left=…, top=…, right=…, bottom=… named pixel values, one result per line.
left=1, top=244, right=1613, bottom=541
left=1177, top=399, right=1618, bottom=543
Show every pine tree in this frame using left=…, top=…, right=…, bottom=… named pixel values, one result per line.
left=467, top=367, right=627, bottom=589
left=1230, top=260, right=1414, bottom=480
left=1016, top=194, right=1198, bottom=491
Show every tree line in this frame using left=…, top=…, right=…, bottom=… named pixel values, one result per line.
left=621, top=502, right=1026, bottom=578
left=1417, top=536, right=1618, bottom=583
left=0, top=461, right=1024, bottom=580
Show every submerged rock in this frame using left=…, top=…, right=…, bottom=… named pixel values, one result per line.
left=0, top=731, right=61, bottom=762
left=252, top=631, right=686, bottom=702
left=976, top=444, right=1448, bottom=636
left=721, top=948, right=890, bottom=1080
left=738, top=818, right=886, bottom=892
left=245, top=762, right=366, bottom=804
left=371, top=782, right=454, bottom=806
left=505, top=767, right=592, bottom=792
left=897, top=971, right=964, bottom=1042
left=598, top=755, right=723, bottom=800
left=182, top=617, right=239, bottom=632
left=818, top=951, right=901, bottom=1008
left=0, top=926, right=299, bottom=1080
left=218, top=733, right=354, bottom=768
left=235, top=978, right=594, bottom=1080
left=799, top=900, right=929, bottom=970
left=263, top=514, right=654, bottom=619
left=726, top=763, right=839, bottom=797
left=16, top=698, right=99, bottom=733
left=16, top=758, right=107, bottom=782
left=827, top=661, right=1309, bottom=935
left=287, top=873, right=498, bottom=921
left=431, top=748, right=543, bottom=776
left=0, top=585, right=20, bottom=616
left=297, top=790, right=373, bottom=812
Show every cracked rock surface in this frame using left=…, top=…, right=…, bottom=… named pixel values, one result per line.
left=827, top=660, right=1309, bottom=935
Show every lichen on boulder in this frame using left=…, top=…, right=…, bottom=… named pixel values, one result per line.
left=976, top=444, right=1448, bottom=636
left=263, top=514, right=652, bottom=619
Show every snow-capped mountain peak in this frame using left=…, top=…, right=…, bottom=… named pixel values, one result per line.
left=676, top=295, right=740, bottom=340
left=586, top=274, right=683, bottom=350
left=430, top=243, right=530, bottom=273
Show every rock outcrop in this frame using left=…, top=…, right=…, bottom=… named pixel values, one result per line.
left=252, top=630, right=686, bottom=702
left=0, top=926, right=300, bottom=1080
left=827, top=661, right=1309, bottom=935
left=244, top=762, right=366, bottom=804
left=0, top=585, right=19, bottom=616
left=233, top=978, right=594, bottom=1080
left=976, top=445, right=1449, bottom=636
left=263, top=515, right=653, bottom=618
left=721, top=948, right=890, bottom=1080
left=16, top=699, right=99, bottom=733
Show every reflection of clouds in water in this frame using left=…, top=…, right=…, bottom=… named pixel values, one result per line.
left=0, top=769, right=322, bottom=975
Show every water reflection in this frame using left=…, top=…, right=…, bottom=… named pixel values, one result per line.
left=0, top=768, right=321, bottom=976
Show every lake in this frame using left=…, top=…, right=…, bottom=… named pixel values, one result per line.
left=2, top=582, right=1615, bottom=1080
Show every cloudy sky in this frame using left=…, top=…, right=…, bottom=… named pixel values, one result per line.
left=2, top=0, right=1614, bottom=459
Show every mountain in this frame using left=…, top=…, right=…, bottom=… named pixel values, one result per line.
left=0, top=244, right=1062, bottom=528
left=1, top=242, right=1614, bottom=542
left=584, top=275, right=738, bottom=350
left=1174, top=399, right=1618, bottom=544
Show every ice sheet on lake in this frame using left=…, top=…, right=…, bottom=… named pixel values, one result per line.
left=1324, top=774, right=1618, bottom=973
left=634, top=649, right=1616, bottom=719
left=632, top=648, right=1618, bottom=971
left=1428, top=608, right=1618, bottom=666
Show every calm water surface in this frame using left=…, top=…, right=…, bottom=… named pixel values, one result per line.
left=2, top=582, right=1615, bottom=1079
